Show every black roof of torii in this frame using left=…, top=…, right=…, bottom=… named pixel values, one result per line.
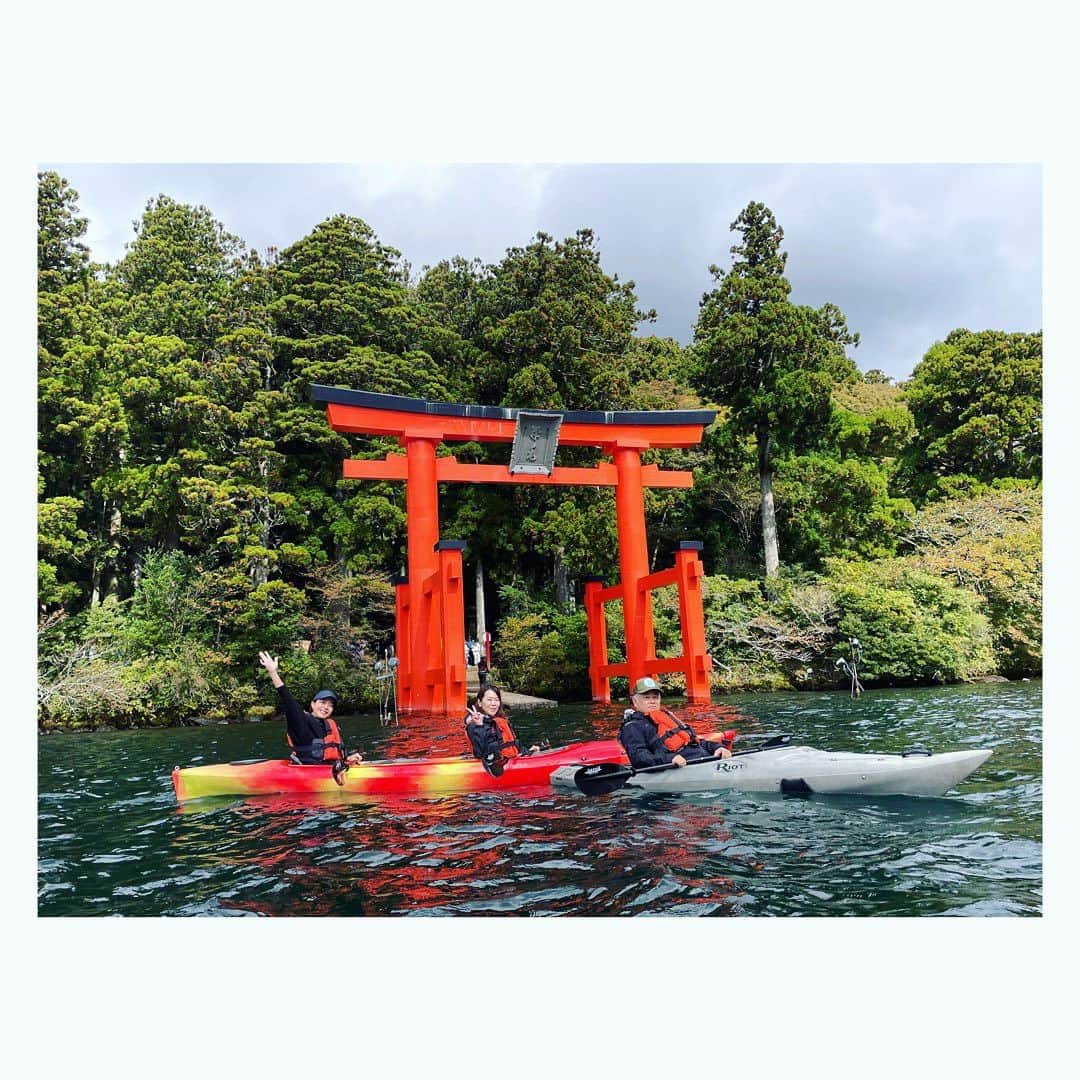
left=310, top=385, right=716, bottom=427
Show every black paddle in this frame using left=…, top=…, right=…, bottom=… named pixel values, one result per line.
left=571, top=735, right=794, bottom=796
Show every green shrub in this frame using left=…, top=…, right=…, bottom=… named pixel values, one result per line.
left=776, top=453, right=914, bottom=565
left=824, top=560, right=994, bottom=683
left=36, top=550, right=380, bottom=728
left=121, top=645, right=240, bottom=726
left=977, top=529, right=1041, bottom=675
left=266, top=647, right=380, bottom=712
left=900, top=488, right=1041, bottom=675
left=697, top=560, right=999, bottom=690
left=927, top=473, right=989, bottom=502
left=701, top=574, right=835, bottom=691
left=648, top=585, right=685, bottom=655
left=493, top=609, right=592, bottom=700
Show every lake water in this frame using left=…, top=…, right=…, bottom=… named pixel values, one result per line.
left=37, top=680, right=1041, bottom=916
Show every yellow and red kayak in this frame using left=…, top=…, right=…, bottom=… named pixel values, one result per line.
left=172, top=739, right=628, bottom=802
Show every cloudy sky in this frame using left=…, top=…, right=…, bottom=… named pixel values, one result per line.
left=48, top=162, right=1041, bottom=383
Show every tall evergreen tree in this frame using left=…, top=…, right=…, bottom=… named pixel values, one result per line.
left=692, top=202, right=859, bottom=578
left=37, top=172, right=118, bottom=608
left=267, top=215, right=478, bottom=598
left=37, top=172, right=90, bottom=290
left=98, top=197, right=247, bottom=574
left=482, top=229, right=654, bottom=410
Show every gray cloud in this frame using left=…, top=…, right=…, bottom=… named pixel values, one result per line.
left=46, top=163, right=1040, bottom=381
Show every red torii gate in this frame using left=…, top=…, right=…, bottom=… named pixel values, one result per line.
left=311, top=386, right=716, bottom=716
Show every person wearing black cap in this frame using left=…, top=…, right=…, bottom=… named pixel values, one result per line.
left=618, top=676, right=732, bottom=770
left=258, top=651, right=364, bottom=771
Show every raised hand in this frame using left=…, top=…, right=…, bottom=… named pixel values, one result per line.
left=258, top=651, right=283, bottom=687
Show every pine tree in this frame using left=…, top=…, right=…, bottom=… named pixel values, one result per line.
left=693, top=202, right=859, bottom=578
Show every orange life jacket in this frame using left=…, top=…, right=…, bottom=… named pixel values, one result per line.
left=651, top=708, right=699, bottom=753
left=494, top=714, right=521, bottom=758
left=287, top=715, right=345, bottom=763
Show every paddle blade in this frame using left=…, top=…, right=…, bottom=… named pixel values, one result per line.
left=573, top=763, right=634, bottom=796
left=760, top=734, right=793, bottom=749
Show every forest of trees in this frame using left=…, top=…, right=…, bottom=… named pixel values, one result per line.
left=37, top=173, right=1043, bottom=730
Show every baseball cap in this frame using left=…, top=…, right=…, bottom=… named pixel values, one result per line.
left=312, top=689, right=338, bottom=702
left=631, top=677, right=661, bottom=695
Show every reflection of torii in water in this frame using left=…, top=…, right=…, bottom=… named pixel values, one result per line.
left=311, top=386, right=717, bottom=717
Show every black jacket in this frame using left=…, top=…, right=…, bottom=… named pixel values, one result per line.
left=464, top=714, right=522, bottom=761
left=277, top=684, right=342, bottom=764
left=618, top=710, right=720, bottom=770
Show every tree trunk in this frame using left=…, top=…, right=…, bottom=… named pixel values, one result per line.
left=475, top=558, right=486, bottom=642
left=554, top=546, right=570, bottom=611
left=251, top=457, right=271, bottom=588
left=91, top=503, right=123, bottom=605
left=758, top=428, right=780, bottom=579
left=251, top=528, right=270, bottom=587
left=130, top=542, right=143, bottom=598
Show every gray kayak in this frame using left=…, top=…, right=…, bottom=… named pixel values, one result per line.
left=551, top=744, right=993, bottom=798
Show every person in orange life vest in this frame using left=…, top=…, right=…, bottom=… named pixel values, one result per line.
left=464, top=683, right=539, bottom=764
left=258, top=651, right=363, bottom=767
left=618, top=676, right=732, bottom=770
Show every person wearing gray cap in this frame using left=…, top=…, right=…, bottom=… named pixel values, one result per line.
left=618, top=676, right=732, bottom=770
left=258, top=651, right=364, bottom=778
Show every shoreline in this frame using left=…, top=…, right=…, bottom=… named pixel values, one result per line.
left=37, top=673, right=1036, bottom=734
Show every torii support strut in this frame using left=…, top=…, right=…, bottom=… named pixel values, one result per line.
left=311, top=386, right=716, bottom=715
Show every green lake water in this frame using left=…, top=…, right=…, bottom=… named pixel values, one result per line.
left=37, top=680, right=1041, bottom=916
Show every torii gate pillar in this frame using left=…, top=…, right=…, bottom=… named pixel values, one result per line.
left=613, top=445, right=656, bottom=679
